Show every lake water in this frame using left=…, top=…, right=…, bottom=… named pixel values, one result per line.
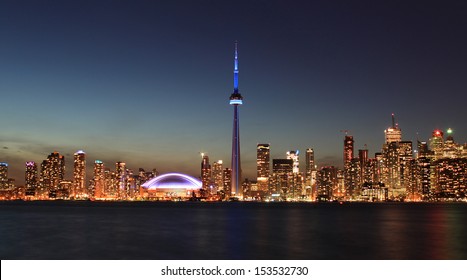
left=1, top=201, right=466, bottom=259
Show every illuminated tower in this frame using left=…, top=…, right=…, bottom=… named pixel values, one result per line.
left=344, top=136, right=354, bottom=165
left=93, top=160, right=105, bottom=199
left=73, top=150, right=86, bottom=198
left=305, top=148, right=315, bottom=184
left=0, top=162, right=8, bottom=189
left=381, top=114, right=403, bottom=197
left=201, top=154, right=211, bottom=192
left=286, top=150, right=300, bottom=174
left=116, top=162, right=126, bottom=199
left=45, top=152, right=65, bottom=193
left=223, top=168, right=232, bottom=198
left=212, top=160, right=224, bottom=193
left=229, top=41, right=243, bottom=197
left=384, top=113, right=402, bottom=144
left=256, top=144, right=270, bottom=192
left=25, top=161, right=38, bottom=191
left=343, top=135, right=355, bottom=198
left=430, top=129, right=444, bottom=160
left=271, top=159, right=293, bottom=199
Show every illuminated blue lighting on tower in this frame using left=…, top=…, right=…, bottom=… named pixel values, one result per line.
left=229, top=41, right=243, bottom=197
left=234, top=41, right=239, bottom=93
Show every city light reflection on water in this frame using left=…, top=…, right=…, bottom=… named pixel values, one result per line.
left=0, top=201, right=466, bottom=259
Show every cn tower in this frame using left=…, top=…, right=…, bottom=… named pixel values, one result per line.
left=229, top=41, right=243, bottom=197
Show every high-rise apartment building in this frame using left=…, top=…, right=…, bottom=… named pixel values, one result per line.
left=25, top=161, right=38, bottom=191
left=73, top=150, right=86, bottom=199
left=317, top=166, right=338, bottom=201
left=223, top=168, right=232, bottom=198
left=201, top=154, right=211, bottom=192
left=116, top=162, right=126, bottom=199
left=212, top=160, right=224, bottom=194
left=305, top=148, right=315, bottom=186
left=432, top=158, right=467, bottom=198
left=93, top=160, right=105, bottom=199
left=343, top=135, right=354, bottom=198
left=0, top=163, right=8, bottom=190
left=41, top=152, right=65, bottom=197
left=256, top=144, right=270, bottom=192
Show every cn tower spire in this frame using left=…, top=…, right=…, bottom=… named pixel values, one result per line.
left=229, top=41, right=243, bottom=198
left=234, top=41, right=239, bottom=93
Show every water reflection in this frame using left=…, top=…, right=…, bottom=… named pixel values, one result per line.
left=1, top=202, right=466, bottom=259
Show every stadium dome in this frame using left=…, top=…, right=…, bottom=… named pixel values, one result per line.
left=141, top=173, right=202, bottom=190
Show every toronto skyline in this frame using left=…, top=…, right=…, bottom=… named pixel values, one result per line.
left=1, top=0, right=466, bottom=185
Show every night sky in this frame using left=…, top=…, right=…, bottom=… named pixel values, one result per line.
left=1, top=0, right=466, bottom=185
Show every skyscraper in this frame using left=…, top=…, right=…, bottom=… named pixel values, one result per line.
left=0, top=163, right=8, bottom=190
left=229, top=41, right=243, bottom=197
left=286, top=150, right=300, bottom=174
left=43, top=152, right=65, bottom=197
left=317, top=166, right=338, bottom=201
left=256, top=144, right=270, bottom=192
left=201, top=154, right=211, bottom=192
left=305, top=148, right=315, bottom=185
left=94, top=160, right=105, bottom=199
left=384, top=113, right=402, bottom=144
left=223, top=168, right=232, bottom=198
left=73, top=150, right=86, bottom=198
left=212, top=160, right=224, bottom=194
left=271, top=159, right=293, bottom=199
left=343, top=135, right=354, bottom=198
left=430, top=129, right=444, bottom=160
left=116, top=162, right=126, bottom=199
left=25, top=161, right=38, bottom=191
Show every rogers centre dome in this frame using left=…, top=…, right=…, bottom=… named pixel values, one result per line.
left=141, top=173, right=202, bottom=199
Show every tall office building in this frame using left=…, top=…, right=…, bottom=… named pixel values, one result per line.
left=417, top=156, right=431, bottom=200
left=116, top=162, right=126, bottom=199
left=201, top=154, right=211, bottom=192
left=317, top=166, right=338, bottom=201
left=25, top=161, right=38, bottom=191
left=229, top=41, right=243, bottom=197
left=271, top=159, right=293, bottom=198
left=0, top=163, right=8, bottom=189
left=223, top=168, right=232, bottom=198
left=286, top=150, right=300, bottom=174
left=343, top=135, right=354, bottom=198
left=344, top=136, right=354, bottom=165
left=305, top=148, right=315, bottom=185
left=399, top=141, right=413, bottom=193
left=73, top=150, right=86, bottom=198
left=430, top=130, right=444, bottom=160
left=358, top=149, right=369, bottom=185
left=257, top=144, right=270, bottom=192
left=93, top=160, right=105, bottom=199
left=381, top=115, right=403, bottom=198
left=443, top=131, right=460, bottom=158
left=212, top=160, right=223, bottom=194
left=384, top=114, right=402, bottom=144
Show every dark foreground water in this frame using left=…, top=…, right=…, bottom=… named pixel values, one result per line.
left=1, top=201, right=466, bottom=260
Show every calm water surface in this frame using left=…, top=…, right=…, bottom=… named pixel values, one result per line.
left=1, top=201, right=466, bottom=259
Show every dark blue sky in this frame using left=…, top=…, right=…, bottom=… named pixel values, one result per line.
left=1, top=0, right=466, bottom=184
